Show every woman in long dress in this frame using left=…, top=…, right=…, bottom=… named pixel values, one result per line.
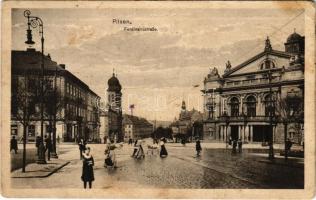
left=81, top=147, right=94, bottom=189
left=135, top=140, right=145, bottom=159
left=160, top=138, right=168, bottom=158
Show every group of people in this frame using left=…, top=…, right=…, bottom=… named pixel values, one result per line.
left=228, top=137, right=243, bottom=153
left=131, top=138, right=168, bottom=159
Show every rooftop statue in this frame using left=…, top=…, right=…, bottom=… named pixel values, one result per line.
left=224, top=60, right=232, bottom=73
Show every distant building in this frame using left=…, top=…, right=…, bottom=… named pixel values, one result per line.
left=106, top=73, right=123, bottom=142
left=202, top=31, right=304, bottom=144
left=122, top=114, right=153, bottom=140
left=170, top=101, right=203, bottom=141
left=11, top=48, right=100, bottom=143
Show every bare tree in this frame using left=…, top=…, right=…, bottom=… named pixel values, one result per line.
left=11, top=71, right=38, bottom=172
left=275, top=93, right=304, bottom=159
left=43, top=73, right=64, bottom=158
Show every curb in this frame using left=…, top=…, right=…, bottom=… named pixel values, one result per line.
left=12, top=161, right=70, bottom=178
left=258, top=160, right=303, bottom=169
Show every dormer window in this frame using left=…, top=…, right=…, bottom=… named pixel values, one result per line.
left=260, top=59, right=276, bottom=70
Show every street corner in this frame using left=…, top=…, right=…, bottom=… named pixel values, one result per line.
left=11, top=159, right=70, bottom=178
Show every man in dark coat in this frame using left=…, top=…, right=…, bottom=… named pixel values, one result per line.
left=232, top=140, right=237, bottom=154
left=237, top=139, right=243, bottom=153
left=35, top=135, right=42, bottom=156
left=44, top=135, right=52, bottom=161
left=78, top=139, right=86, bottom=160
left=285, top=138, right=293, bottom=160
left=10, top=136, right=18, bottom=154
left=196, top=139, right=202, bottom=157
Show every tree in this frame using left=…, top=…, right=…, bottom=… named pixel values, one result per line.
left=152, top=127, right=173, bottom=140
left=275, top=93, right=304, bottom=160
left=43, top=75, right=64, bottom=158
left=11, top=71, right=38, bottom=172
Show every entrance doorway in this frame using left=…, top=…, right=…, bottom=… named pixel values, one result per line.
left=230, top=125, right=239, bottom=140
left=253, top=125, right=272, bottom=142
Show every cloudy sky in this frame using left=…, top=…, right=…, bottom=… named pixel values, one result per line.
left=12, top=7, right=304, bottom=121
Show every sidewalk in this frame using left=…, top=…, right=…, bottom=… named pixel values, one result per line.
left=167, top=141, right=286, bottom=150
left=11, top=158, right=70, bottom=178
left=11, top=144, right=76, bottom=178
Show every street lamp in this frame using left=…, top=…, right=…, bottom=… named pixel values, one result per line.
left=24, top=10, right=46, bottom=164
left=267, top=70, right=275, bottom=160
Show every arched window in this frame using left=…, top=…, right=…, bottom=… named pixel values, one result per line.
left=264, top=94, right=275, bottom=116
left=260, top=59, right=276, bottom=70
left=246, top=96, right=256, bottom=117
left=230, top=97, right=239, bottom=117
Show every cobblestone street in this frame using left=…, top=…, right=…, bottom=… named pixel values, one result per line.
left=11, top=142, right=304, bottom=189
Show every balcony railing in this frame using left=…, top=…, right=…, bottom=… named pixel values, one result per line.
left=224, top=78, right=276, bottom=88
left=216, top=115, right=272, bottom=122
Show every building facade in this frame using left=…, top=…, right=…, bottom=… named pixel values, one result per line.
left=202, top=32, right=304, bottom=144
left=11, top=48, right=100, bottom=143
left=122, top=114, right=154, bottom=141
left=106, top=73, right=123, bottom=142
left=170, top=101, right=203, bottom=141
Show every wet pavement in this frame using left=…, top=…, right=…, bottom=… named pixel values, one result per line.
left=11, top=143, right=304, bottom=189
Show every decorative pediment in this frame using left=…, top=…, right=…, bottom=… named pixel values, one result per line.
left=223, top=50, right=291, bottom=78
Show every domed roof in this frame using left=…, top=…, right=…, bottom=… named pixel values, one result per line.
left=107, top=73, right=121, bottom=92
left=287, top=31, right=302, bottom=43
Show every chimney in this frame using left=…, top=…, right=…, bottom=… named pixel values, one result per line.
left=59, top=64, right=66, bottom=69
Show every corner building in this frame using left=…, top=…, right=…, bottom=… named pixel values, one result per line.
left=202, top=32, right=304, bottom=144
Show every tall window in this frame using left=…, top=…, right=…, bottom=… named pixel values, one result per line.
left=246, top=96, right=256, bottom=117
left=230, top=97, right=239, bottom=117
left=264, top=94, right=275, bottom=116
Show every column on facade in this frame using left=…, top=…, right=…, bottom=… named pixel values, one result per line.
left=223, top=126, right=226, bottom=142
left=245, top=125, right=249, bottom=142
left=257, top=96, right=261, bottom=116
left=238, top=126, right=241, bottom=140
left=249, top=125, right=253, bottom=142
left=227, top=125, right=231, bottom=139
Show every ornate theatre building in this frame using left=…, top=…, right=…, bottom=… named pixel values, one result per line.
left=202, top=31, right=304, bottom=144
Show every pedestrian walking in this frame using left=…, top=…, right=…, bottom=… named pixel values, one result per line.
left=10, top=136, right=18, bottom=154
left=135, top=140, right=145, bottom=159
left=78, top=139, right=86, bottom=160
left=196, top=139, right=202, bottom=157
left=232, top=139, right=237, bottom=154
left=45, top=135, right=52, bottom=161
left=237, top=139, right=243, bottom=153
left=160, top=138, right=168, bottom=158
left=128, top=137, right=133, bottom=145
left=81, top=147, right=94, bottom=189
left=131, top=139, right=138, bottom=157
left=228, top=136, right=232, bottom=146
left=35, top=135, right=41, bottom=156
left=104, top=146, right=116, bottom=168
left=285, top=138, right=293, bottom=160
left=57, top=135, right=60, bottom=144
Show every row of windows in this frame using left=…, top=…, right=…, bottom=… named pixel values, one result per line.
left=66, top=82, right=100, bottom=107
left=228, top=95, right=275, bottom=117
left=66, top=82, right=84, bottom=100
left=65, top=104, right=99, bottom=122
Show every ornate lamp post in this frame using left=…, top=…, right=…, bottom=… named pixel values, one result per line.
left=267, top=70, right=275, bottom=160
left=24, top=10, right=46, bottom=164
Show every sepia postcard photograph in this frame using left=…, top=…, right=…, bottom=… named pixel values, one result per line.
left=1, top=1, right=315, bottom=199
